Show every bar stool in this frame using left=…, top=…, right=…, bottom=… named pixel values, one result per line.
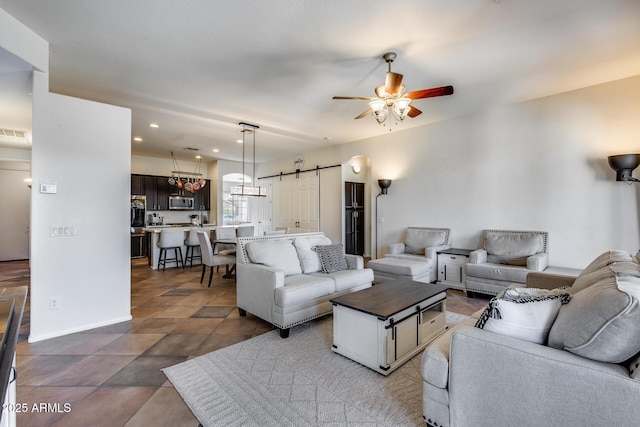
left=183, top=229, right=202, bottom=267
left=157, top=229, right=184, bottom=271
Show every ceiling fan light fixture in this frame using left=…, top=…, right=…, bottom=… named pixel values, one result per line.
left=392, top=98, right=411, bottom=121
left=369, top=99, right=388, bottom=124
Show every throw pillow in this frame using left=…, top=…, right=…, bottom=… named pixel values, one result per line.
left=629, top=353, right=640, bottom=380
left=404, top=229, right=446, bottom=255
left=571, top=262, right=640, bottom=294
left=245, top=239, right=302, bottom=276
left=315, top=244, right=349, bottom=273
left=483, top=232, right=544, bottom=266
left=475, top=287, right=571, bottom=344
left=293, top=236, right=332, bottom=273
left=580, top=250, right=633, bottom=276
left=548, top=272, right=640, bottom=363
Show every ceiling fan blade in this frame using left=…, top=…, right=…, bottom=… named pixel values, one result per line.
left=407, top=106, right=422, bottom=118
left=333, top=96, right=374, bottom=101
left=405, top=85, right=454, bottom=100
left=385, top=72, right=404, bottom=95
left=355, top=108, right=372, bottom=119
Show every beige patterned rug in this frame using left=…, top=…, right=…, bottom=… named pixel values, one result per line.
left=163, top=312, right=468, bottom=426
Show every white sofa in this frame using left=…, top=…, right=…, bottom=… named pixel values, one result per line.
left=236, top=232, right=374, bottom=338
left=421, top=250, right=640, bottom=427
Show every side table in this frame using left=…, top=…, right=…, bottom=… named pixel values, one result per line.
left=437, top=248, right=473, bottom=291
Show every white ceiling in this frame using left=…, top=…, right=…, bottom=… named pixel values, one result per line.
left=1, top=0, right=640, bottom=163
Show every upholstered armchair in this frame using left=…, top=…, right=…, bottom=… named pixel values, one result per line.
left=382, top=227, right=451, bottom=283
left=465, top=229, right=548, bottom=296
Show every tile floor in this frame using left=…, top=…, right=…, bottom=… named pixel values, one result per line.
left=0, top=258, right=489, bottom=426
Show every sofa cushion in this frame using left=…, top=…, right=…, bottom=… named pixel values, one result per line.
left=276, top=274, right=335, bottom=306
left=404, top=229, right=447, bottom=255
left=484, top=232, right=544, bottom=266
left=293, top=236, right=332, bottom=273
left=465, top=262, right=530, bottom=283
left=245, top=239, right=302, bottom=276
left=315, top=244, right=349, bottom=273
left=422, top=317, right=478, bottom=389
left=580, top=250, right=634, bottom=276
left=310, top=268, right=373, bottom=292
left=370, top=257, right=432, bottom=276
left=548, top=265, right=640, bottom=363
left=475, top=287, right=571, bottom=344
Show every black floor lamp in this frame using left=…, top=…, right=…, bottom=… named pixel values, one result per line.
left=375, top=179, right=392, bottom=258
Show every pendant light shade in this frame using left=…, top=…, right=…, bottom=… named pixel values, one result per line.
left=230, top=122, right=266, bottom=197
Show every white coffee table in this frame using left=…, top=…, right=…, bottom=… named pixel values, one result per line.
left=331, top=280, right=448, bottom=375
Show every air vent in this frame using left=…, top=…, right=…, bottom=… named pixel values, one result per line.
left=0, top=128, right=27, bottom=139
left=0, top=128, right=29, bottom=144
left=183, top=147, right=199, bottom=151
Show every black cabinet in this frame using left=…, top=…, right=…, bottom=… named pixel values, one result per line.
left=194, top=180, right=211, bottom=211
left=144, top=175, right=170, bottom=211
left=132, top=174, right=208, bottom=212
left=144, top=176, right=159, bottom=210
left=156, top=177, right=170, bottom=211
left=131, top=174, right=145, bottom=195
left=345, top=182, right=365, bottom=255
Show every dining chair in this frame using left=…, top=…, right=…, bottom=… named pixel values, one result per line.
left=197, top=231, right=236, bottom=287
left=236, top=225, right=255, bottom=237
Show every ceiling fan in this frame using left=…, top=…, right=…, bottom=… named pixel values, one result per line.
left=333, top=52, right=454, bottom=124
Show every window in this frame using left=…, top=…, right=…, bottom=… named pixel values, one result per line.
left=222, top=173, right=250, bottom=225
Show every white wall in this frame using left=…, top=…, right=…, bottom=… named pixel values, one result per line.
left=131, top=154, right=208, bottom=178
left=257, top=74, right=640, bottom=269
left=30, top=71, right=132, bottom=342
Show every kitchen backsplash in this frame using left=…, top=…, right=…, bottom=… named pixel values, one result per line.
left=147, top=210, right=211, bottom=225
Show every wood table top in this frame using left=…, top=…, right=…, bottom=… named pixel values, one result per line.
left=331, top=279, right=447, bottom=320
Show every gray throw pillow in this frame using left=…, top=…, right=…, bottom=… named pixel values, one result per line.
left=629, top=352, right=640, bottom=380
left=483, top=232, right=543, bottom=265
left=548, top=270, right=640, bottom=363
left=579, top=250, right=633, bottom=276
left=315, top=244, right=349, bottom=273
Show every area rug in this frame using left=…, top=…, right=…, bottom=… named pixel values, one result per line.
left=163, top=311, right=469, bottom=426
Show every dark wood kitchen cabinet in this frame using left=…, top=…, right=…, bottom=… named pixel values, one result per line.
left=193, top=180, right=211, bottom=211
left=131, top=174, right=145, bottom=195
left=144, top=176, right=169, bottom=211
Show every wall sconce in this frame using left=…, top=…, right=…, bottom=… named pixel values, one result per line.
left=608, top=154, right=640, bottom=183
left=378, top=179, right=392, bottom=195
left=351, top=165, right=361, bottom=174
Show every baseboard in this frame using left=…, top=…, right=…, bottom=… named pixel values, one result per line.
left=28, top=314, right=133, bottom=343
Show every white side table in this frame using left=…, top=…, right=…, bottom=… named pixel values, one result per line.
left=437, top=248, right=473, bottom=291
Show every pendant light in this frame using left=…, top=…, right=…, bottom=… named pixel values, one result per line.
left=230, top=122, right=266, bottom=197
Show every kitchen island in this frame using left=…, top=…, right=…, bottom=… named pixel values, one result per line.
left=143, top=225, right=217, bottom=269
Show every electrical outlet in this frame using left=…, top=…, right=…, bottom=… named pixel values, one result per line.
left=49, top=298, right=59, bottom=310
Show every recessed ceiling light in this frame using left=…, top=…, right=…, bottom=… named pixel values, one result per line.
left=324, top=136, right=332, bottom=140
left=212, top=149, right=220, bottom=153
left=149, top=123, right=159, bottom=128
left=236, top=139, right=243, bottom=144
left=195, top=155, right=202, bottom=159
left=133, top=137, right=143, bottom=142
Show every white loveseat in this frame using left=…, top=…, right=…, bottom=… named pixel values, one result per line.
left=236, top=232, right=374, bottom=338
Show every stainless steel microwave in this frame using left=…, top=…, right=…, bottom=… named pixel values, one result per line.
left=168, top=195, right=194, bottom=210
